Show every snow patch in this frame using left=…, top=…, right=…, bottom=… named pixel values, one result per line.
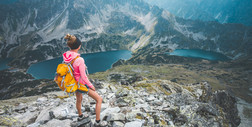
left=192, top=32, right=207, bottom=41
left=215, top=12, right=222, bottom=19
left=136, top=12, right=157, bottom=32
left=151, top=36, right=178, bottom=50
left=123, top=28, right=136, bottom=35
left=233, top=53, right=243, bottom=59
left=45, top=54, right=54, bottom=60
left=99, top=44, right=106, bottom=52
left=223, top=15, right=229, bottom=23
left=28, top=60, right=38, bottom=65
left=210, top=35, right=219, bottom=43
left=131, top=34, right=151, bottom=51
left=161, top=10, right=173, bottom=21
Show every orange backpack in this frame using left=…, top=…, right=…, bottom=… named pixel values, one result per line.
left=54, top=56, right=88, bottom=94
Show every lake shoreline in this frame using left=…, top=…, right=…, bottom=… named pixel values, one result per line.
left=167, top=49, right=231, bottom=61
left=27, top=50, right=132, bottom=79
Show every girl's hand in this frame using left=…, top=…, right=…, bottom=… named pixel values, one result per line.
left=90, top=85, right=96, bottom=91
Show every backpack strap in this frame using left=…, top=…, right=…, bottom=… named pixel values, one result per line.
left=68, top=56, right=80, bottom=71
left=70, top=56, right=80, bottom=65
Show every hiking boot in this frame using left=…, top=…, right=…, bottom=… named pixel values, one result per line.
left=49, top=111, right=55, bottom=119
left=94, top=121, right=108, bottom=127
left=77, top=114, right=89, bottom=121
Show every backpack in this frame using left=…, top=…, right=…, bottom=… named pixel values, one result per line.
left=54, top=56, right=79, bottom=94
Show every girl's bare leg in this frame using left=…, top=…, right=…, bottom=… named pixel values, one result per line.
left=88, top=89, right=103, bottom=120
left=76, top=91, right=83, bottom=116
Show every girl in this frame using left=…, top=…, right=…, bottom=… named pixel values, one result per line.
left=63, top=34, right=106, bottom=126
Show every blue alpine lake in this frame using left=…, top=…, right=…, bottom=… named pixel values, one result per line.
left=27, top=50, right=132, bottom=79
left=0, top=58, right=11, bottom=71
left=168, top=49, right=230, bottom=61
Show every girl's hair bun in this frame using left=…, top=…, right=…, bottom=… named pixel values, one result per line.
left=64, top=33, right=72, bottom=40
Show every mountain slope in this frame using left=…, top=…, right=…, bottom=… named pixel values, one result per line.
left=144, top=0, right=252, bottom=26
left=0, top=0, right=251, bottom=69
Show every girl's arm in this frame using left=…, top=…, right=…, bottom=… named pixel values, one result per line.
left=78, top=58, right=94, bottom=90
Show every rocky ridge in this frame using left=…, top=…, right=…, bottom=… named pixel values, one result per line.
left=0, top=77, right=240, bottom=127
left=144, top=0, right=252, bottom=26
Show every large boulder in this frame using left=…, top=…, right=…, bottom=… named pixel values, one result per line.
left=213, top=90, right=241, bottom=127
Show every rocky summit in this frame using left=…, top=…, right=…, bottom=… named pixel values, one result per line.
left=0, top=78, right=240, bottom=127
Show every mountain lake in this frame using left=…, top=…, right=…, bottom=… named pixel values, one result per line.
left=168, top=49, right=230, bottom=61
left=27, top=50, right=132, bottom=79
left=0, top=58, right=12, bottom=71
left=0, top=49, right=231, bottom=79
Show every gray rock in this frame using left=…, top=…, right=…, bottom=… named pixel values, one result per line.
left=14, top=103, right=28, bottom=113
left=50, top=104, right=76, bottom=120
left=199, top=82, right=213, bottom=102
left=37, top=97, right=48, bottom=103
left=146, top=95, right=155, bottom=102
left=71, top=117, right=91, bottom=127
left=112, top=121, right=124, bottom=127
left=90, top=100, right=96, bottom=105
left=109, top=85, right=117, bottom=93
left=146, top=118, right=155, bottom=126
left=14, top=111, right=39, bottom=125
left=35, top=107, right=51, bottom=122
left=107, top=93, right=115, bottom=98
left=84, top=105, right=91, bottom=112
left=152, top=114, right=160, bottom=124
left=124, top=120, right=143, bottom=127
left=126, top=109, right=142, bottom=121
left=135, top=98, right=145, bottom=104
left=29, top=106, right=38, bottom=112
left=41, top=119, right=71, bottom=127
left=98, top=89, right=107, bottom=94
left=115, top=89, right=128, bottom=98
left=196, top=104, right=218, bottom=117
left=27, top=122, right=41, bottom=127
left=116, top=98, right=128, bottom=107
left=0, top=109, right=5, bottom=115
left=173, top=114, right=187, bottom=126
left=152, top=100, right=163, bottom=106
left=162, top=106, right=179, bottom=113
left=213, top=90, right=241, bottom=127
left=107, top=113, right=126, bottom=122
left=100, top=107, right=121, bottom=120
left=101, top=103, right=109, bottom=113
left=0, top=115, right=24, bottom=127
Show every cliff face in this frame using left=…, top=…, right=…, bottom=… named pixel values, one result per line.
left=0, top=78, right=241, bottom=127
left=0, top=0, right=251, bottom=69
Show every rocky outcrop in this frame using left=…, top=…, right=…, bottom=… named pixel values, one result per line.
left=0, top=69, right=57, bottom=100
left=0, top=78, right=240, bottom=127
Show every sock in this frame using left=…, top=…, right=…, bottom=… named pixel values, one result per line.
left=79, top=114, right=83, bottom=117
left=96, top=120, right=100, bottom=123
